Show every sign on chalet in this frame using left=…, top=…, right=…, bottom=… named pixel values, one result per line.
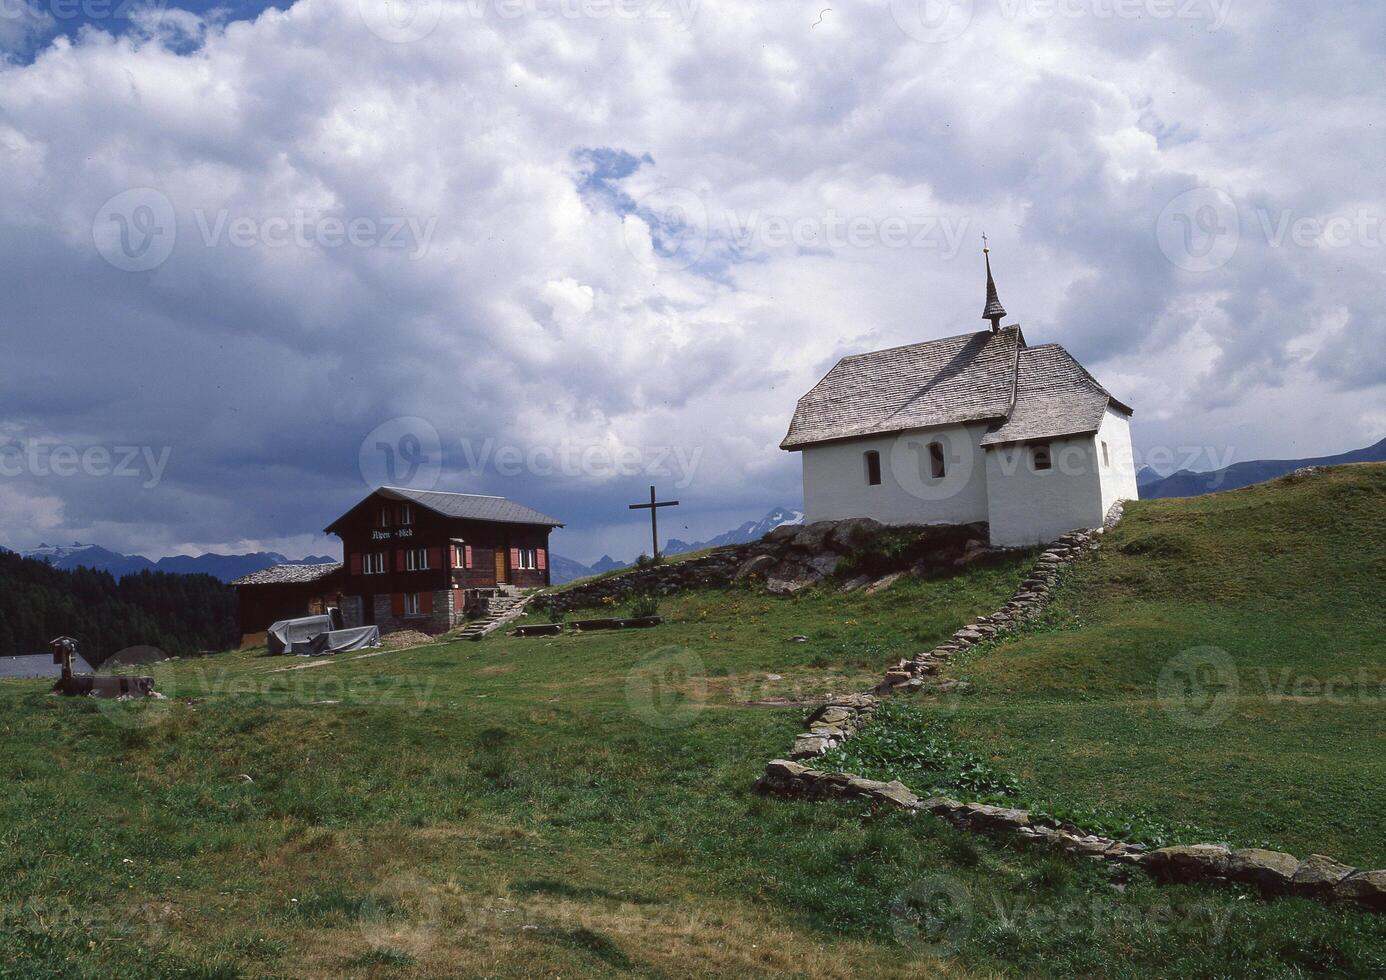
left=325, top=487, right=563, bottom=634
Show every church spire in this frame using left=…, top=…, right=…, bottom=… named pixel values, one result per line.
left=982, top=234, right=1007, bottom=333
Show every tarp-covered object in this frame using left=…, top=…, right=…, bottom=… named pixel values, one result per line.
left=289, top=626, right=381, bottom=656
left=267, top=615, right=334, bottom=655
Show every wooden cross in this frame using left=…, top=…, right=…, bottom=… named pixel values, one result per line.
left=628, top=485, right=680, bottom=561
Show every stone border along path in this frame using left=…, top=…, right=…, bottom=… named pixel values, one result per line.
left=753, top=502, right=1386, bottom=914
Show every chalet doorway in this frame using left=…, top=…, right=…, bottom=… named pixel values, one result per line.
left=494, top=548, right=508, bottom=584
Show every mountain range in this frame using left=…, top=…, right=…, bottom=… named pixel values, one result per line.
left=15, top=542, right=337, bottom=583
left=1138, top=436, right=1386, bottom=500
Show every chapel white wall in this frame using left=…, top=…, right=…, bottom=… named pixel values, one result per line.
left=984, top=436, right=1106, bottom=548
left=800, top=423, right=991, bottom=527
left=1095, top=409, right=1139, bottom=516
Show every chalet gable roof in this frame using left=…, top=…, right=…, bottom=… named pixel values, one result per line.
left=781, top=325, right=1131, bottom=451
left=324, top=487, right=564, bottom=535
left=231, top=562, right=343, bottom=587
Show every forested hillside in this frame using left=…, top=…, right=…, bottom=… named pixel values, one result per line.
left=0, top=551, right=237, bottom=665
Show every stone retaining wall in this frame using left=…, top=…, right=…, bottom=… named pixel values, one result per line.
left=755, top=501, right=1386, bottom=915
left=532, top=548, right=750, bottom=615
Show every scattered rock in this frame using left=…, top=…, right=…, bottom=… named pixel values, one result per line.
left=865, top=571, right=905, bottom=594
left=1226, top=848, right=1301, bottom=890
left=1292, top=854, right=1355, bottom=895
left=1145, top=844, right=1231, bottom=882
left=1334, top=870, right=1386, bottom=909
left=735, top=554, right=776, bottom=580
left=786, top=635, right=808, bottom=643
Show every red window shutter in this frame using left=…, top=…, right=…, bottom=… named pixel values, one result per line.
left=420, top=591, right=433, bottom=614
left=349, top=553, right=362, bottom=575
left=464, top=545, right=473, bottom=568
left=537, top=549, right=546, bottom=571
left=510, top=547, right=520, bottom=569
left=428, top=547, right=442, bottom=571
left=395, top=548, right=406, bottom=571
left=391, top=592, right=404, bottom=616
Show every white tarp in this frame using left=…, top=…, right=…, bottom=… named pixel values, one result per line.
left=267, top=615, right=334, bottom=655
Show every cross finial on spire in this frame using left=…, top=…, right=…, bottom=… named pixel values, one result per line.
left=982, top=233, right=1006, bottom=333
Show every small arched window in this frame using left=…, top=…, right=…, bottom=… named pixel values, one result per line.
left=928, top=442, right=946, bottom=479
left=864, top=450, right=883, bottom=486
left=1032, top=444, right=1053, bottom=472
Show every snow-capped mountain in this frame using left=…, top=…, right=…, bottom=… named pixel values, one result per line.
left=17, top=542, right=337, bottom=582
left=664, top=506, right=804, bottom=556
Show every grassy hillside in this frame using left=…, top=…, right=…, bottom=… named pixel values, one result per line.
left=946, top=463, right=1386, bottom=863
left=3, top=469, right=1386, bottom=977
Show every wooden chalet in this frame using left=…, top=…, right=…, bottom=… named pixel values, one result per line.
left=325, top=486, right=564, bottom=634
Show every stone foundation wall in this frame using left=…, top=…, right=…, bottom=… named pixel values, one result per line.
left=373, top=589, right=457, bottom=635
left=532, top=549, right=750, bottom=615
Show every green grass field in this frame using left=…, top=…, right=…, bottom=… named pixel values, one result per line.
left=3, top=465, right=1386, bottom=977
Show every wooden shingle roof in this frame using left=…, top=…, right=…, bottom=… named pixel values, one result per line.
left=231, top=563, right=343, bottom=587
left=782, top=326, right=1131, bottom=451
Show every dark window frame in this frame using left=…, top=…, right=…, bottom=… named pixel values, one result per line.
left=864, top=450, right=883, bottom=486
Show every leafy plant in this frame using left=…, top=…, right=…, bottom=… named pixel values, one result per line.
left=628, top=595, right=660, bottom=619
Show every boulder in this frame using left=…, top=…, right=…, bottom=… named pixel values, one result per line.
left=865, top=571, right=905, bottom=594
left=791, top=734, right=832, bottom=757
left=1226, top=849, right=1301, bottom=890
left=1333, top=870, right=1386, bottom=909
left=959, top=803, right=1031, bottom=831
left=735, top=554, right=776, bottom=580
left=828, top=517, right=883, bottom=551
left=791, top=521, right=837, bottom=552
left=763, top=759, right=808, bottom=781
left=763, top=523, right=802, bottom=544
left=917, top=796, right=966, bottom=816
left=839, top=575, right=872, bottom=593
left=808, top=554, right=842, bottom=577
left=1145, top=844, right=1231, bottom=882
left=1291, top=854, right=1355, bottom=896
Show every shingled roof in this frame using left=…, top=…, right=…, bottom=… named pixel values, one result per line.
left=980, top=345, right=1133, bottom=447
left=231, top=562, right=343, bottom=587
left=325, top=487, right=564, bottom=534
left=782, top=326, right=1130, bottom=450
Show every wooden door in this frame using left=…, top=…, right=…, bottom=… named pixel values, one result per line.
left=494, top=547, right=508, bottom=584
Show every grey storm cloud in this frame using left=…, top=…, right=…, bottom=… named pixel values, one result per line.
left=0, top=0, right=1383, bottom=562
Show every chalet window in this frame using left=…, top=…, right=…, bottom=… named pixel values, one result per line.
left=363, top=552, right=387, bottom=575
left=1033, top=444, right=1053, bottom=471
left=1101, top=441, right=1110, bottom=467
left=405, top=547, right=429, bottom=571
left=928, top=441, right=946, bottom=479
left=864, top=450, right=882, bottom=486
left=404, top=592, right=421, bottom=616
left=378, top=505, right=391, bottom=527
left=400, top=503, right=414, bottom=525
left=517, top=548, right=538, bottom=570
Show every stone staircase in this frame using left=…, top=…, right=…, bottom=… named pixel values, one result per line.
left=456, top=586, right=533, bottom=641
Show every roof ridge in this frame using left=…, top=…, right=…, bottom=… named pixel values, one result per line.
left=383, top=486, right=506, bottom=500
left=841, top=325, right=1019, bottom=361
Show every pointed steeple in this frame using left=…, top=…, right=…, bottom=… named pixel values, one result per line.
left=982, top=234, right=1006, bottom=333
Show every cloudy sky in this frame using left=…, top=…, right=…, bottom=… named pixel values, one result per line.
left=1, top=0, right=1383, bottom=564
